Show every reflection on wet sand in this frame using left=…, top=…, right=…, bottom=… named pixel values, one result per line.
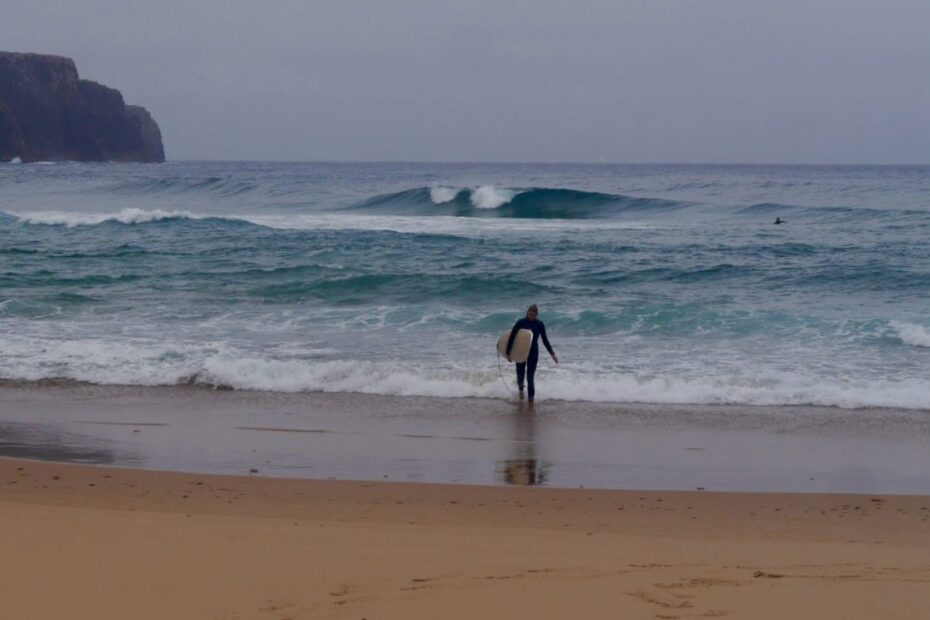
left=498, top=404, right=548, bottom=486
left=0, top=421, right=128, bottom=465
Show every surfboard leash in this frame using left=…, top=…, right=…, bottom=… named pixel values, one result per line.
left=497, top=350, right=516, bottom=397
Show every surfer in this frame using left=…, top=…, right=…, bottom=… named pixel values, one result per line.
left=506, top=304, right=558, bottom=402
left=774, top=217, right=784, bottom=225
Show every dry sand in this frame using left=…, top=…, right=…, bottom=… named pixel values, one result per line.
left=1, top=456, right=929, bottom=619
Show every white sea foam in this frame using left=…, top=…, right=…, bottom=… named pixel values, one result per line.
left=13, top=208, right=200, bottom=227
left=429, top=186, right=459, bottom=204
left=145, top=364, right=930, bottom=409
left=7, top=156, right=22, bottom=164
left=470, top=185, right=517, bottom=209
left=2, top=334, right=930, bottom=410
left=244, top=213, right=655, bottom=235
left=892, top=321, right=930, bottom=348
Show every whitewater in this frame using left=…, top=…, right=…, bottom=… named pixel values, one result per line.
left=2, top=161, right=930, bottom=410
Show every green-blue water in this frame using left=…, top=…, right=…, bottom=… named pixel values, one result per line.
left=2, top=161, right=930, bottom=408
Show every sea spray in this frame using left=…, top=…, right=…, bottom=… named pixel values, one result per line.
left=470, top=185, right=517, bottom=209
left=429, top=186, right=460, bottom=204
left=892, top=321, right=930, bottom=348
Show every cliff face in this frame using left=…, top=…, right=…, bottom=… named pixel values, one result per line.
left=0, top=52, right=165, bottom=163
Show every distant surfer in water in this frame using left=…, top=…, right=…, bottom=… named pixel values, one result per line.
left=506, top=304, right=558, bottom=402
left=774, top=217, right=784, bottom=225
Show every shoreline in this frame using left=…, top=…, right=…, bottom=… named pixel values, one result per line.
left=5, top=375, right=930, bottom=414
left=2, top=456, right=929, bottom=619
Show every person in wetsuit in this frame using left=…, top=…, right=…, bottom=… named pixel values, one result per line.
left=505, top=304, right=558, bottom=402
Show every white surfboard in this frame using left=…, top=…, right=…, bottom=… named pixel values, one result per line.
left=497, top=329, right=534, bottom=363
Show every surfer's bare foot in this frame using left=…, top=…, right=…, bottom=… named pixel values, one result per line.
left=518, top=387, right=524, bottom=401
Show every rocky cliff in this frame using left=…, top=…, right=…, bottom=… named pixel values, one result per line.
left=0, top=52, right=165, bottom=163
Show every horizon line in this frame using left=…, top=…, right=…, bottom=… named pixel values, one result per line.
left=159, top=158, right=930, bottom=167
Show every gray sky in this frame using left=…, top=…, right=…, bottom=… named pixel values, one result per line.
left=3, top=0, right=928, bottom=163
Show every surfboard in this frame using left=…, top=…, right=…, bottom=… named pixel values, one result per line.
left=497, top=329, right=534, bottom=363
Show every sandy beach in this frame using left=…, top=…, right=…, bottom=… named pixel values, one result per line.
left=2, top=456, right=929, bottom=619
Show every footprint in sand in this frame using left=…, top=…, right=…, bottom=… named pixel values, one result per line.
left=259, top=598, right=303, bottom=619
left=328, top=584, right=355, bottom=605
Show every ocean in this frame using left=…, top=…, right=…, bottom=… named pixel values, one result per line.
left=2, top=161, right=930, bottom=411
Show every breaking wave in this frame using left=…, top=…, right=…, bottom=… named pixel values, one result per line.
left=9, top=208, right=204, bottom=227
left=2, top=336, right=930, bottom=409
left=350, top=186, right=688, bottom=218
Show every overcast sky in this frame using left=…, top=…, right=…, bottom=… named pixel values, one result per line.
left=2, top=0, right=928, bottom=163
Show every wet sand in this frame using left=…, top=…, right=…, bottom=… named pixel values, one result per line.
left=2, top=382, right=930, bottom=493
left=2, top=456, right=929, bottom=619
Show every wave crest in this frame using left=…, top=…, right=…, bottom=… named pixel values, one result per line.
left=106, top=175, right=259, bottom=198
left=470, top=185, right=518, bottom=209
left=429, top=186, right=459, bottom=204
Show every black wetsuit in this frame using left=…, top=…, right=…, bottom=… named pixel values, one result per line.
left=506, top=318, right=554, bottom=400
